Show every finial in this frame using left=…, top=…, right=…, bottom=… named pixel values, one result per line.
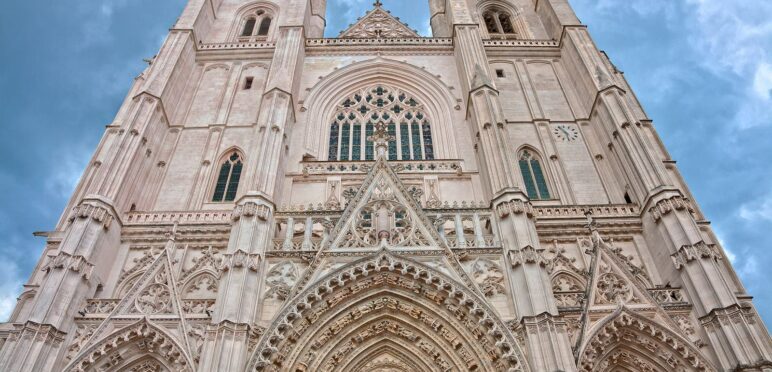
left=373, top=0, right=382, bottom=7
left=367, top=121, right=395, bottom=159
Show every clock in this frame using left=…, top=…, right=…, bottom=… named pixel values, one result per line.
left=553, top=125, right=579, bottom=142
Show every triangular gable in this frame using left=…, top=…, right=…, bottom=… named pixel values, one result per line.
left=339, top=1, right=420, bottom=38
left=73, top=236, right=195, bottom=364
left=579, top=228, right=690, bottom=340
left=328, top=157, right=439, bottom=250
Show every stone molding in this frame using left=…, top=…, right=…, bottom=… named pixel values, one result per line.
left=508, top=245, right=548, bottom=268
left=648, top=195, right=695, bottom=222
left=671, top=241, right=722, bottom=269
left=41, top=251, right=95, bottom=280
left=218, top=249, right=261, bottom=272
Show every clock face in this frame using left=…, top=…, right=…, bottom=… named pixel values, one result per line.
left=553, top=125, right=579, bottom=142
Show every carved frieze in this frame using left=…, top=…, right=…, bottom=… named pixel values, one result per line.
left=671, top=241, right=721, bottom=269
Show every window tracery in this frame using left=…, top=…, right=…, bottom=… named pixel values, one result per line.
left=482, top=6, right=519, bottom=38
left=518, top=149, right=551, bottom=200
left=328, top=85, right=434, bottom=161
left=237, top=8, right=273, bottom=41
left=212, top=151, right=243, bottom=203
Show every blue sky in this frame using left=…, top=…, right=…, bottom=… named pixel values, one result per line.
left=0, top=0, right=770, bottom=326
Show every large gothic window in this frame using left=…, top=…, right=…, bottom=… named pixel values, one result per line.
left=518, top=150, right=550, bottom=200
left=212, top=151, right=243, bottom=202
left=482, top=7, right=518, bottom=38
left=328, top=85, right=434, bottom=161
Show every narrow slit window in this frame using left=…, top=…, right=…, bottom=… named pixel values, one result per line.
left=212, top=152, right=244, bottom=202
left=244, top=77, right=254, bottom=90
left=496, top=69, right=505, bottom=78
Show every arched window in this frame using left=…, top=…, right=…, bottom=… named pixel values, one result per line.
left=518, top=150, right=550, bottom=200
left=241, top=18, right=256, bottom=37
left=212, top=152, right=243, bottom=202
left=236, top=8, right=273, bottom=40
left=327, top=85, right=435, bottom=161
left=257, top=17, right=272, bottom=36
left=482, top=7, right=518, bottom=38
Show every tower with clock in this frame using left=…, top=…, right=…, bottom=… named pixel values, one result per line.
left=1, top=0, right=770, bottom=371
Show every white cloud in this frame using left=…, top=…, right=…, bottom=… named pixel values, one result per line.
left=45, top=146, right=91, bottom=200
left=738, top=193, right=772, bottom=222
left=753, top=62, right=772, bottom=99
left=0, top=245, right=24, bottom=322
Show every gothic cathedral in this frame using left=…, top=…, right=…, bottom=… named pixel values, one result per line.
left=1, top=0, right=770, bottom=371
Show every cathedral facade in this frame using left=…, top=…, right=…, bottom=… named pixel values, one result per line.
left=1, top=0, right=771, bottom=371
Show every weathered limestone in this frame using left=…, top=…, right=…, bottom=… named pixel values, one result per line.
left=1, top=0, right=769, bottom=371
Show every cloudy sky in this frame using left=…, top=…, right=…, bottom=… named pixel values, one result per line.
left=0, top=0, right=770, bottom=325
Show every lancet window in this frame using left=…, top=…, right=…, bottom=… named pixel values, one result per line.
left=482, top=7, right=519, bottom=38
left=518, top=149, right=550, bottom=200
left=212, top=151, right=243, bottom=202
left=328, top=85, right=434, bottom=161
left=238, top=9, right=273, bottom=40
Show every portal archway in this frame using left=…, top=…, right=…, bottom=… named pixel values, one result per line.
left=577, top=308, right=714, bottom=371
left=247, top=250, right=528, bottom=371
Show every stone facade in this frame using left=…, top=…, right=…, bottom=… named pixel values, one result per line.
left=1, top=0, right=770, bottom=371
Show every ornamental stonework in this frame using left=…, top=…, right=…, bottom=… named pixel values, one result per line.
left=2, top=0, right=769, bottom=371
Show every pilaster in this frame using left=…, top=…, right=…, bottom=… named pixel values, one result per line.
left=452, top=10, right=576, bottom=368
left=199, top=196, right=273, bottom=372
left=0, top=198, right=120, bottom=371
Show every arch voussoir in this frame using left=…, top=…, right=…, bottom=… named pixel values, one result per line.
left=247, top=250, right=528, bottom=372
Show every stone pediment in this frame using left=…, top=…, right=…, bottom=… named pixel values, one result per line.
left=339, top=1, right=420, bottom=38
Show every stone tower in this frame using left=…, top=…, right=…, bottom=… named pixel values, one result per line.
left=0, top=0, right=770, bottom=371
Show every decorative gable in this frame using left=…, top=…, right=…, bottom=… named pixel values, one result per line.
left=339, top=1, right=420, bottom=38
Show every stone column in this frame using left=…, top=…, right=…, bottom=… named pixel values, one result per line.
left=452, top=18, right=576, bottom=371
left=199, top=25, right=306, bottom=372
left=535, top=0, right=772, bottom=367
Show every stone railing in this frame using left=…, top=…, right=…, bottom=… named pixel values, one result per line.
left=649, top=287, right=689, bottom=306
left=271, top=237, right=324, bottom=251
left=306, top=38, right=453, bottom=47
left=80, top=299, right=120, bottom=315
left=555, top=291, right=585, bottom=311
left=533, top=204, right=639, bottom=219
left=482, top=39, right=559, bottom=47
left=299, top=159, right=463, bottom=176
left=181, top=299, right=216, bottom=315
left=444, top=235, right=498, bottom=249
left=198, top=41, right=275, bottom=50
left=124, top=211, right=232, bottom=225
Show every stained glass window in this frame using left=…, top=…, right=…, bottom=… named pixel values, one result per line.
left=212, top=152, right=243, bottom=202
left=518, top=150, right=550, bottom=200
left=327, top=85, right=435, bottom=161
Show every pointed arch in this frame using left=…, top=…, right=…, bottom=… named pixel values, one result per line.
left=210, top=148, right=245, bottom=203
left=303, top=58, right=460, bottom=160
left=516, top=146, right=552, bottom=200
left=180, top=271, right=219, bottom=299
left=230, top=1, right=279, bottom=41
left=577, top=308, right=715, bottom=372
left=246, top=250, right=529, bottom=371
left=116, top=271, right=145, bottom=298
left=64, top=319, right=195, bottom=372
left=476, top=0, right=530, bottom=39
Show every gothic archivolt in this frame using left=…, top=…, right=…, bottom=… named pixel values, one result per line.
left=247, top=250, right=528, bottom=371
left=577, top=309, right=714, bottom=371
